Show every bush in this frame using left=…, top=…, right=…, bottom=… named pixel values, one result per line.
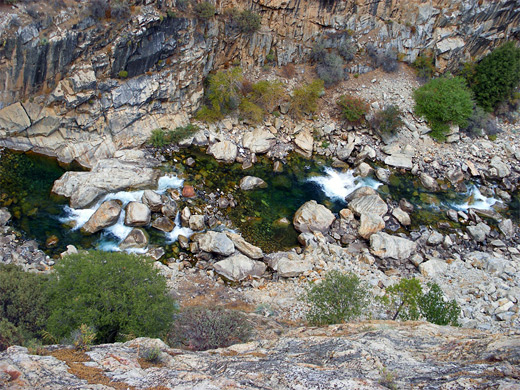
left=250, top=79, right=286, bottom=113
left=368, top=47, right=398, bottom=73
left=0, top=319, right=23, bottom=352
left=289, top=79, right=324, bottom=119
left=316, top=53, right=347, bottom=87
left=381, top=278, right=423, bottom=321
left=413, top=54, right=435, bottom=80
left=168, top=307, right=252, bottom=351
left=207, top=67, right=243, bottom=115
left=462, top=106, right=498, bottom=138
left=337, top=41, right=356, bottom=62
left=413, top=76, right=473, bottom=141
left=419, top=283, right=460, bottom=326
left=118, top=70, right=128, bottom=78
left=239, top=99, right=264, bottom=123
left=167, top=123, right=200, bottom=143
left=303, top=270, right=369, bottom=325
left=337, top=95, right=369, bottom=123
left=140, top=346, right=162, bottom=363
left=71, top=324, right=96, bottom=351
left=148, top=128, right=167, bottom=147
left=46, top=251, right=177, bottom=344
left=231, top=9, right=261, bottom=34
left=0, top=264, right=50, bottom=345
left=111, top=0, right=131, bottom=21
left=194, top=1, right=215, bottom=19
left=471, top=42, right=520, bottom=112
left=371, top=105, right=403, bottom=135
left=310, top=41, right=327, bottom=63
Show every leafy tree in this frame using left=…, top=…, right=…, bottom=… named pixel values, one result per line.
left=382, top=278, right=423, bottom=321
left=231, top=9, right=261, bottom=34
left=419, top=283, right=460, bottom=326
left=46, top=251, right=177, bottom=344
left=304, top=270, right=369, bottom=325
left=337, top=95, right=369, bottom=124
left=196, top=68, right=243, bottom=121
left=471, top=42, right=520, bottom=112
left=194, top=1, right=216, bottom=19
left=289, top=79, right=324, bottom=119
left=413, top=76, right=473, bottom=141
left=250, top=79, right=286, bottom=113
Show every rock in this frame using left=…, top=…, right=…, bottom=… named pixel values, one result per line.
left=467, top=222, right=491, bottom=242
left=384, top=154, right=413, bottom=169
left=427, top=231, right=444, bottom=246
left=345, top=186, right=377, bottom=201
left=293, top=200, right=335, bottom=234
left=419, top=173, right=439, bottom=192
left=0, top=208, right=11, bottom=226
left=180, top=206, right=191, bottom=227
left=195, top=231, right=235, bottom=256
left=226, top=233, right=263, bottom=259
left=399, top=199, right=414, bottom=213
left=125, top=202, right=151, bottom=227
left=339, top=208, right=354, bottom=221
left=182, top=184, right=196, bottom=198
left=189, top=215, right=205, bottom=231
left=392, top=208, right=411, bottom=226
left=498, top=219, right=515, bottom=239
left=358, top=213, right=385, bottom=239
left=370, top=232, right=417, bottom=260
left=0, top=102, right=31, bottom=134
left=419, top=258, right=448, bottom=277
left=207, top=141, right=238, bottom=163
left=447, top=167, right=464, bottom=185
left=81, top=200, right=123, bottom=234
left=242, top=128, right=276, bottom=153
left=151, top=216, right=175, bottom=232
left=375, top=168, right=390, bottom=183
left=239, top=176, right=267, bottom=191
left=348, top=195, right=388, bottom=217
left=147, top=247, right=165, bottom=261
left=336, top=143, right=355, bottom=160
left=294, top=128, right=313, bottom=157
left=465, top=251, right=508, bottom=275
left=356, top=162, right=373, bottom=177
left=213, top=254, right=266, bottom=281
left=120, top=228, right=148, bottom=249
left=141, top=190, right=162, bottom=212
left=161, top=200, right=177, bottom=218
left=267, top=253, right=313, bottom=277
left=490, top=156, right=511, bottom=178
left=60, top=245, right=78, bottom=258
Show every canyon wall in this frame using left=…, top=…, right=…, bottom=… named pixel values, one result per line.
left=0, top=0, right=518, bottom=166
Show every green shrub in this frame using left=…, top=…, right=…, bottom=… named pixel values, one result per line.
left=289, top=79, right=324, bottom=119
left=381, top=278, right=423, bottom=321
left=413, top=54, right=435, bottom=80
left=303, top=270, right=369, bottom=325
left=462, top=106, right=499, bottom=138
left=194, top=104, right=223, bottom=122
left=46, top=251, right=177, bottom=344
left=231, top=9, right=261, bottom=34
left=140, top=346, right=162, bottom=363
left=371, top=105, right=403, bottom=135
left=317, top=53, right=347, bottom=87
left=0, top=319, right=23, bottom=352
left=250, top=79, right=286, bottom=112
left=204, top=67, right=243, bottom=117
left=239, top=98, right=264, bottom=123
left=310, top=41, right=327, bottom=63
left=194, top=1, right=216, bottom=19
left=419, top=283, right=460, bottom=326
left=167, top=123, right=200, bottom=143
left=118, top=70, right=128, bottom=78
left=168, top=307, right=252, bottom=351
left=71, top=324, right=97, bottom=351
left=413, top=76, right=473, bottom=141
left=471, top=42, right=520, bottom=112
left=337, top=95, right=369, bottom=123
left=148, top=128, right=167, bottom=147
left=0, top=264, right=50, bottom=345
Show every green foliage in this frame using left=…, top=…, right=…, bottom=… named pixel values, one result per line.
left=140, top=346, right=162, bottom=363
left=371, top=105, right=403, bottom=135
left=0, top=319, right=23, bottom=352
left=413, top=76, right=473, bottom=141
left=46, top=251, right=177, bottom=344
left=149, top=128, right=167, bottom=147
left=194, top=1, right=216, bottom=19
left=289, top=79, right=324, bottom=119
left=231, top=9, right=261, bottom=34
left=337, top=95, right=369, bottom=123
left=194, top=104, right=223, bottom=122
left=71, top=324, right=97, bottom=351
left=167, top=123, right=200, bottom=143
left=310, top=41, right=327, bottom=63
left=337, top=41, right=356, bottom=62
left=471, top=42, right=520, bottom=112
left=419, top=283, right=460, bottom=326
left=118, top=70, right=128, bottom=79
left=382, top=278, right=423, bottom=321
left=462, top=106, right=499, bottom=138
left=168, top=307, right=252, bottom=351
left=413, top=54, right=435, bottom=80
left=303, top=270, right=369, bottom=325
left=198, top=67, right=243, bottom=121
left=0, top=264, right=50, bottom=346
left=239, top=98, right=264, bottom=123
left=316, top=53, right=346, bottom=87
left=250, top=79, right=286, bottom=112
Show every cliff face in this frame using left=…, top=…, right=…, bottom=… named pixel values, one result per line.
left=0, top=0, right=518, bottom=166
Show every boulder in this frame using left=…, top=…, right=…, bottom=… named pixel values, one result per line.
left=196, top=231, right=235, bottom=256
left=370, top=232, right=417, bottom=260
left=81, top=200, right=123, bottom=234
left=490, top=156, right=510, bottom=178
left=294, top=129, right=313, bottom=157
left=419, top=173, right=439, bottom=192
left=336, top=143, right=355, bottom=161
left=141, top=190, right=163, bottom=212
left=0, top=208, right=11, bottom=226
left=267, top=253, right=313, bottom=277
left=358, top=213, right=385, bottom=239
left=345, top=186, right=377, bottom=201
left=392, top=208, right=411, bottom=226
left=348, top=195, right=388, bottom=217
left=207, top=141, right=238, bottom=163
left=465, top=251, right=508, bottom=275
left=239, top=176, right=267, bottom=191
left=161, top=200, right=177, bottom=218
left=213, top=254, right=266, bottom=281
left=419, top=258, right=448, bottom=277
left=384, top=154, right=412, bottom=169
left=427, top=231, right=444, bottom=246
left=242, top=129, right=276, bottom=154
left=293, top=200, right=335, bottom=234
left=125, top=202, right=151, bottom=227
left=467, top=222, right=491, bottom=242
left=0, top=102, right=31, bottom=134
left=120, top=228, right=148, bottom=249
left=498, top=219, right=514, bottom=239
left=226, top=233, right=263, bottom=259
left=189, top=215, right=205, bottom=231
left=151, top=217, right=175, bottom=232
left=182, top=184, right=196, bottom=198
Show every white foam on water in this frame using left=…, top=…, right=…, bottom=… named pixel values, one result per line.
left=157, top=175, right=184, bottom=194
left=452, top=185, right=498, bottom=211
left=165, top=211, right=193, bottom=243
left=61, top=206, right=96, bottom=230
left=308, top=167, right=381, bottom=201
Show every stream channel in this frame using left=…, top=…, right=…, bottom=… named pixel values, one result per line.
left=0, top=147, right=514, bottom=257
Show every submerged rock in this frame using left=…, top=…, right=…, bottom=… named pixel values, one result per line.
left=239, top=176, right=267, bottom=191
left=81, top=200, right=122, bottom=234
left=213, top=254, right=266, bottom=281
left=293, top=200, right=335, bottom=234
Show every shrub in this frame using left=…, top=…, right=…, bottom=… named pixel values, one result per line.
left=140, top=346, right=162, bottom=363
left=111, top=0, right=131, bottom=21
left=471, top=42, right=520, bottom=112
left=250, top=79, right=286, bottom=112
left=371, top=105, right=403, bottom=135
left=89, top=0, right=109, bottom=19
left=413, top=54, right=435, bottom=80
left=381, top=278, right=423, bottom=321
left=462, top=106, right=498, bottom=138
left=231, top=9, right=261, bottom=34
left=413, top=76, right=473, bottom=141
left=337, top=95, right=369, bottom=123
left=148, top=128, right=167, bottom=147
left=303, top=270, right=369, bottom=325
left=419, top=283, right=460, bottom=326
left=368, top=47, right=398, bottom=73
left=167, top=123, right=200, bottom=143
left=310, top=41, right=328, bottom=63
left=316, top=53, right=347, bottom=87
left=337, top=41, right=356, bottom=62
left=46, top=251, right=177, bottom=344
left=118, top=70, right=128, bottom=78
left=0, top=319, right=23, bottom=352
left=168, top=307, right=252, bottom=351
left=289, top=79, right=324, bottom=119
left=194, top=1, right=216, bottom=19
left=239, top=99, right=264, bottom=123
left=195, top=104, right=223, bottom=122
left=71, top=324, right=97, bottom=351
left=0, top=264, right=50, bottom=345
left=206, top=67, right=243, bottom=115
